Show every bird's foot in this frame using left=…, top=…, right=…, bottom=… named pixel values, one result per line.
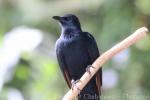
left=71, top=79, right=81, bottom=93
left=86, top=65, right=95, bottom=75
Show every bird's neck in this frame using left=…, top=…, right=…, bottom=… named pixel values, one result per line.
left=61, top=27, right=82, bottom=38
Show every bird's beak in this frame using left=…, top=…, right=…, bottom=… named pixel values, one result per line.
left=52, top=16, right=61, bottom=21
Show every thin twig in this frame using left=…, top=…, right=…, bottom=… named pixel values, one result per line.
left=62, top=27, right=148, bottom=100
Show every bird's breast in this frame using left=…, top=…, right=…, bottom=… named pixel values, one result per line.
left=62, top=38, right=90, bottom=78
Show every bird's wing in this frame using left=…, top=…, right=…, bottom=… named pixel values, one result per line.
left=56, top=46, right=72, bottom=88
left=84, top=32, right=102, bottom=93
left=96, top=69, right=102, bottom=94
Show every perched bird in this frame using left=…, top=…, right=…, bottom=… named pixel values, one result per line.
left=53, top=14, right=102, bottom=100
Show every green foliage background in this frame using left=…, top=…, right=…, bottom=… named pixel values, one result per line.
left=0, top=0, right=150, bottom=100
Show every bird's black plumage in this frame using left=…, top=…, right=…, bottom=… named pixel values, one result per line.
left=53, top=14, right=102, bottom=100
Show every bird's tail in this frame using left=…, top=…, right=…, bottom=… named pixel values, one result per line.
left=77, top=83, right=100, bottom=100
left=78, top=91, right=100, bottom=100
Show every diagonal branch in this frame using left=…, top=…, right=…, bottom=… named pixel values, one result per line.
left=62, top=27, right=148, bottom=100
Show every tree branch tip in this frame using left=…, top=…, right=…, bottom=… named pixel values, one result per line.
left=140, top=27, right=148, bottom=33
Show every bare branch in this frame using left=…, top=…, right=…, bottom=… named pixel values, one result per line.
left=62, top=27, right=148, bottom=100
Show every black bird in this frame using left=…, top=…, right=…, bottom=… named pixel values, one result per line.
left=53, top=14, right=102, bottom=100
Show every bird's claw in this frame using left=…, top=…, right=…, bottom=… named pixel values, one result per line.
left=71, top=79, right=81, bottom=93
left=86, top=65, right=95, bottom=75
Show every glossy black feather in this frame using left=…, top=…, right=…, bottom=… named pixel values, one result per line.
left=54, top=14, right=102, bottom=100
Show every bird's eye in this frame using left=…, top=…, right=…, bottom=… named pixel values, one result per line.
left=63, top=17, right=70, bottom=21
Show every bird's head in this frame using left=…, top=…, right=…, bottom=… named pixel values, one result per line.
left=53, top=14, right=81, bottom=31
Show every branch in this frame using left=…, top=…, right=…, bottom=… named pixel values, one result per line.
left=62, top=27, right=148, bottom=100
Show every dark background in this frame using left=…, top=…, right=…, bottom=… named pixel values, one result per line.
left=0, top=0, right=150, bottom=100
